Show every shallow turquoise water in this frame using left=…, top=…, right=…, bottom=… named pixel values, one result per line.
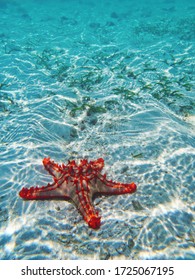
left=0, top=0, right=195, bottom=260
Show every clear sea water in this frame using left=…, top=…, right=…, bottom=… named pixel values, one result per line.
left=0, top=0, right=195, bottom=260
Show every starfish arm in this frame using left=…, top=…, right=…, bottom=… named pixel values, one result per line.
left=89, top=158, right=104, bottom=172
left=19, top=177, right=70, bottom=200
left=94, top=173, right=137, bottom=195
left=42, top=157, right=63, bottom=179
left=71, top=179, right=101, bottom=229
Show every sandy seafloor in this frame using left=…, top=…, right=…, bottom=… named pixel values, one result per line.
left=0, top=0, right=195, bottom=260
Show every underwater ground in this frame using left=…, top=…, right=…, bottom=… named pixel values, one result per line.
left=0, top=0, right=195, bottom=259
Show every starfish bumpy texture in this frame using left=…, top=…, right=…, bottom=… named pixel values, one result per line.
left=19, top=158, right=137, bottom=229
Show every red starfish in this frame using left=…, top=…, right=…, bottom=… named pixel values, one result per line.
left=19, top=158, right=137, bottom=229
